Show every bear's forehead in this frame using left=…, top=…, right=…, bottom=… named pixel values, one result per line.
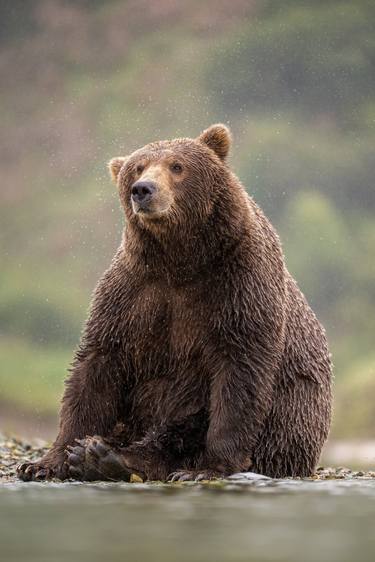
left=132, top=138, right=200, bottom=161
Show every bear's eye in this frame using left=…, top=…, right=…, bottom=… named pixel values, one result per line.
left=136, top=164, right=145, bottom=175
left=170, top=162, right=183, bottom=174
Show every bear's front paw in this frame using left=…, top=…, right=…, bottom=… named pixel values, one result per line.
left=65, top=436, right=144, bottom=482
left=17, top=457, right=67, bottom=482
left=167, top=469, right=223, bottom=482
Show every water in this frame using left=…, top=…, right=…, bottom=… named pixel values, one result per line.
left=1, top=478, right=375, bottom=562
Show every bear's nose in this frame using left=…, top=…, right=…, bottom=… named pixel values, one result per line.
left=131, top=181, right=156, bottom=203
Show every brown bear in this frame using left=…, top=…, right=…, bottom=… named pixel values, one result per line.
left=18, top=124, right=332, bottom=482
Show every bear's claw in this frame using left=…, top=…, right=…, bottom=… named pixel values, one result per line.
left=168, top=469, right=223, bottom=482
left=17, top=460, right=65, bottom=482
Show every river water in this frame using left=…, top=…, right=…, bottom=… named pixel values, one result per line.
left=1, top=478, right=375, bottom=562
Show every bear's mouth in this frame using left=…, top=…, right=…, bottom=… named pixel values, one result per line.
left=131, top=198, right=154, bottom=214
left=132, top=200, right=170, bottom=219
left=133, top=203, right=152, bottom=214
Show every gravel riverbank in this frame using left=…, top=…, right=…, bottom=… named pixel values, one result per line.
left=1, top=434, right=375, bottom=484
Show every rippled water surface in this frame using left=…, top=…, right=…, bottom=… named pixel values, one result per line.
left=1, top=478, right=375, bottom=562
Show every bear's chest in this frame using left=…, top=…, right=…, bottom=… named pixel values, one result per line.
left=121, top=282, right=209, bottom=377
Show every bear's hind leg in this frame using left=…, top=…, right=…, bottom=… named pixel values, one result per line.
left=66, top=436, right=140, bottom=482
left=65, top=411, right=208, bottom=482
left=252, top=375, right=331, bottom=478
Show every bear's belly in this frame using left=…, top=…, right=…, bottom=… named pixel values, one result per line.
left=122, top=282, right=211, bottom=431
left=128, top=368, right=209, bottom=432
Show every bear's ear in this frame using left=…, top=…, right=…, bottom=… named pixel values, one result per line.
left=108, top=156, right=128, bottom=183
left=197, top=124, right=232, bottom=161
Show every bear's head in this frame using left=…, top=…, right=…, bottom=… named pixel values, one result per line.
left=108, top=124, right=234, bottom=232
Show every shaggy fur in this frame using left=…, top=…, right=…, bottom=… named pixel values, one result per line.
left=18, top=124, right=332, bottom=482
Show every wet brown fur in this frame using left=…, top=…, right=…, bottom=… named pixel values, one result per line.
left=18, top=124, right=332, bottom=482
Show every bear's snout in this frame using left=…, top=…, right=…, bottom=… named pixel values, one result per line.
left=130, top=172, right=173, bottom=219
left=131, top=181, right=156, bottom=205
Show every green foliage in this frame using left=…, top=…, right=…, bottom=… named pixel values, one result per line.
left=0, top=339, right=69, bottom=414
left=208, top=1, right=375, bottom=120
left=0, top=1, right=38, bottom=44
left=333, top=355, right=375, bottom=438
left=282, top=190, right=352, bottom=309
left=0, top=265, right=86, bottom=347
left=233, top=118, right=375, bottom=217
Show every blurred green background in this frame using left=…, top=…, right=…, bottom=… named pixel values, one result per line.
left=0, top=0, right=374, bottom=450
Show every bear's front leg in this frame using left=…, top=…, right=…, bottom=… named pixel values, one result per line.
left=17, top=348, right=126, bottom=482
left=201, top=350, right=281, bottom=477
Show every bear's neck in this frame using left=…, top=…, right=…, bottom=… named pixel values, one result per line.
left=123, top=185, right=252, bottom=285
